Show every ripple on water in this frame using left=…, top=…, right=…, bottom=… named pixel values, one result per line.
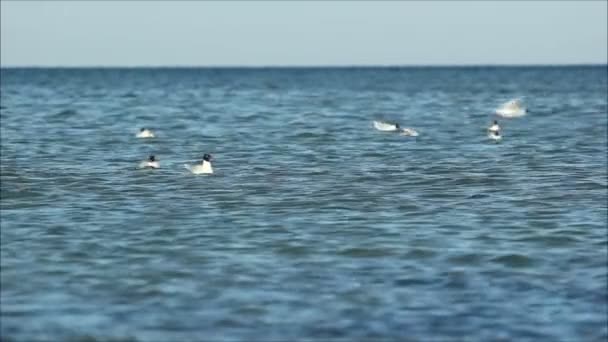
left=337, top=246, right=397, bottom=258
left=273, top=244, right=314, bottom=257
left=446, top=252, right=486, bottom=266
left=1, top=66, right=606, bottom=342
left=403, top=248, right=438, bottom=260
left=490, top=254, right=535, bottom=268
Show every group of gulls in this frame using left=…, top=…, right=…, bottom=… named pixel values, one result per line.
left=137, top=128, right=213, bottom=174
left=372, top=98, right=526, bottom=141
left=136, top=98, right=526, bottom=174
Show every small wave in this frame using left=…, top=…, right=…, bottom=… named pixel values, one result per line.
left=446, top=253, right=485, bottom=266
left=491, top=254, right=534, bottom=268
left=53, top=109, right=78, bottom=117
left=292, top=131, right=325, bottom=139
left=338, top=246, right=395, bottom=258
left=121, top=92, right=138, bottom=98
left=274, top=244, right=312, bottom=256
left=393, top=277, right=433, bottom=287
left=67, top=334, right=140, bottom=342
left=514, top=234, right=581, bottom=247
left=403, top=248, right=437, bottom=259
left=467, top=193, right=489, bottom=199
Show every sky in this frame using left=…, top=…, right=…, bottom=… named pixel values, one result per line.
left=1, top=1, right=606, bottom=67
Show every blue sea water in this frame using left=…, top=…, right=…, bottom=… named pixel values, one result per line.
left=1, top=66, right=607, bottom=342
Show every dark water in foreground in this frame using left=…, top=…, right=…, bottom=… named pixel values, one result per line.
left=1, top=66, right=607, bottom=341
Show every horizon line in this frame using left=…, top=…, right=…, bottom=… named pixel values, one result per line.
left=1, top=63, right=607, bottom=69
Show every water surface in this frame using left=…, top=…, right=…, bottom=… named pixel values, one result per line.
left=1, top=66, right=607, bottom=341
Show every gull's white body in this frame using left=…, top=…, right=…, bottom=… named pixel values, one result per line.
left=373, top=121, right=418, bottom=136
left=185, top=160, right=213, bottom=174
left=139, top=161, right=160, bottom=169
left=400, top=128, right=419, bottom=137
left=136, top=129, right=155, bottom=138
left=373, top=120, right=399, bottom=131
left=495, top=99, right=526, bottom=118
left=488, top=132, right=502, bottom=142
left=488, top=123, right=501, bottom=133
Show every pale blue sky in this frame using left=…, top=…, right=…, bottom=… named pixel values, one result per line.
left=1, top=1, right=606, bottom=66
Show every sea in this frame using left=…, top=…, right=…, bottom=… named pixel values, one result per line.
left=1, top=66, right=607, bottom=342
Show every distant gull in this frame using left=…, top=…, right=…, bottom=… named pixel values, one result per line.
left=185, top=154, right=214, bottom=174
left=488, top=120, right=501, bottom=133
left=139, top=155, right=160, bottom=169
left=488, top=130, right=502, bottom=142
left=136, top=128, right=156, bottom=138
left=495, top=99, right=527, bottom=118
left=373, top=120, right=419, bottom=136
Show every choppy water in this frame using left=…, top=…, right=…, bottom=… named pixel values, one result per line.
left=1, top=66, right=607, bottom=342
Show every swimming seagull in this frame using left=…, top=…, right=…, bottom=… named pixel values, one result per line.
left=185, top=154, right=214, bottom=174
left=488, top=120, right=501, bottom=133
left=136, top=128, right=156, bottom=138
left=373, top=120, right=419, bottom=136
left=140, top=155, right=160, bottom=169
left=488, top=130, right=502, bottom=142
left=495, top=99, right=527, bottom=118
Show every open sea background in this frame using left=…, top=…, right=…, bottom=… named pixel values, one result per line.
left=1, top=66, right=607, bottom=342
